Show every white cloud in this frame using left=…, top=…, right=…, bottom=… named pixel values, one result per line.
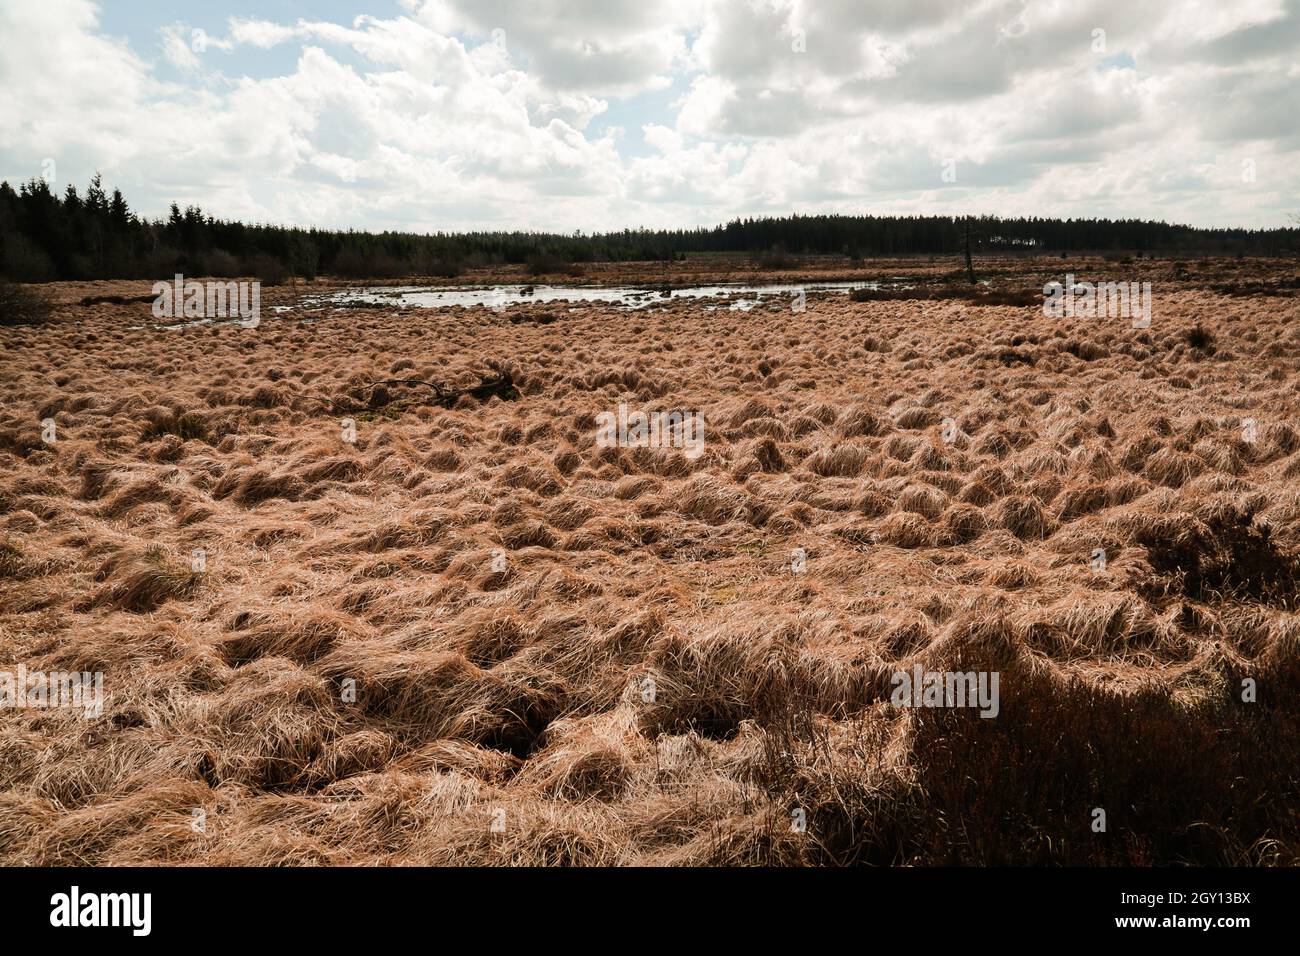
left=642, top=123, right=682, bottom=153
left=228, top=17, right=299, bottom=49
left=160, top=24, right=203, bottom=72
left=1, top=0, right=1297, bottom=230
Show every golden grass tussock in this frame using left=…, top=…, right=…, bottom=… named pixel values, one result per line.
left=2, top=266, right=1300, bottom=865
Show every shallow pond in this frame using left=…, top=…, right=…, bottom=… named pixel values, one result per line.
left=302, top=280, right=881, bottom=312
left=154, top=279, right=890, bottom=328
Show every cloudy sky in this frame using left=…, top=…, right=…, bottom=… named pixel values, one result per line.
left=1, top=0, right=1297, bottom=233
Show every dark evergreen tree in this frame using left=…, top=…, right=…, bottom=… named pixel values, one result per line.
left=0, top=176, right=1297, bottom=282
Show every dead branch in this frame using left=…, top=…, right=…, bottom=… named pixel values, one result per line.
left=310, top=367, right=520, bottom=414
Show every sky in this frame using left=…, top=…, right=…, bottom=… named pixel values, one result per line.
left=1, top=0, right=1298, bottom=233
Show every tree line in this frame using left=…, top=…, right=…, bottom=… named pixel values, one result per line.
left=2, top=174, right=1296, bottom=283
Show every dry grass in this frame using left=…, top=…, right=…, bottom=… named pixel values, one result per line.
left=2, top=258, right=1299, bottom=865
left=0, top=280, right=52, bottom=327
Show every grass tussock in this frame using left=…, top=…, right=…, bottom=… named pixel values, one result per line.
left=0, top=279, right=52, bottom=326
left=3, top=262, right=1299, bottom=866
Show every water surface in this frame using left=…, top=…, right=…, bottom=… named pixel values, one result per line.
left=303, top=280, right=880, bottom=312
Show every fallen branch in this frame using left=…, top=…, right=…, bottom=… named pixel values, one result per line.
left=311, top=367, right=520, bottom=414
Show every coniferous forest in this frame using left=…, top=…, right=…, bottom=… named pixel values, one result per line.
left=1, top=174, right=1297, bottom=283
